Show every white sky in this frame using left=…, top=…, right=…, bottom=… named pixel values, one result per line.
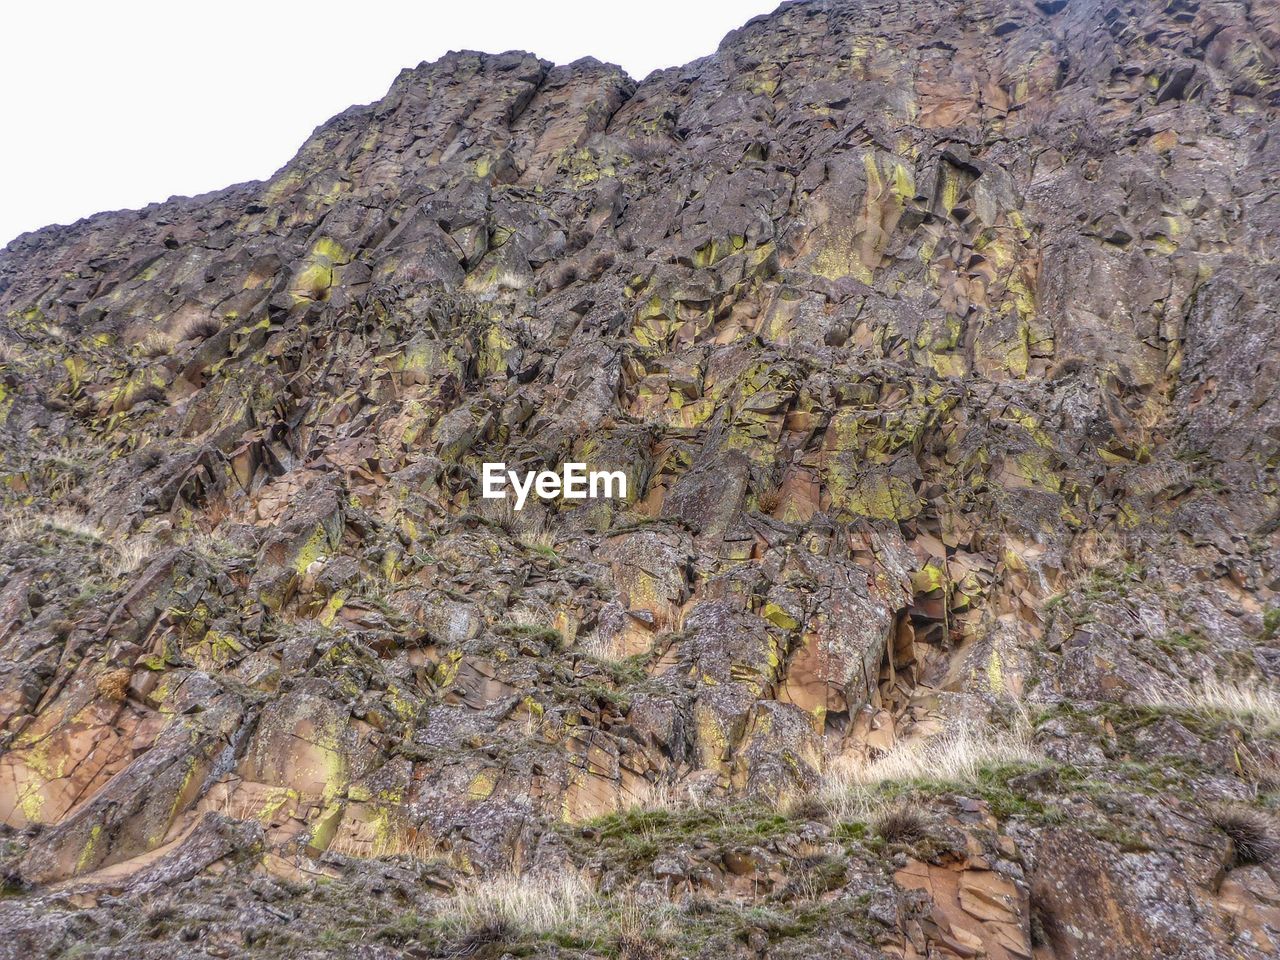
left=1, top=0, right=781, bottom=247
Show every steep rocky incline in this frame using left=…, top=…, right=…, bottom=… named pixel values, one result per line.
left=2, top=0, right=1279, bottom=957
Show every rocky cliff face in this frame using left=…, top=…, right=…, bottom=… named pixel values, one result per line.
left=2, top=0, right=1279, bottom=956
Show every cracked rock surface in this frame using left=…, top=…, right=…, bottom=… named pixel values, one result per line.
left=2, top=0, right=1279, bottom=957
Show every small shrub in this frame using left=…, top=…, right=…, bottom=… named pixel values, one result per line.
left=95, top=668, right=132, bottom=702
left=757, top=487, right=782, bottom=514
left=874, top=804, right=930, bottom=844
left=1211, top=805, right=1279, bottom=866
left=587, top=251, right=616, bottom=278
left=548, top=262, right=579, bottom=291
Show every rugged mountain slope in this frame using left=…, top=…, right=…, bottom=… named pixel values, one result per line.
left=2, top=0, right=1279, bottom=956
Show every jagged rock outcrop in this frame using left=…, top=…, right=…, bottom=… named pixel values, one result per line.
left=2, top=0, right=1279, bottom=957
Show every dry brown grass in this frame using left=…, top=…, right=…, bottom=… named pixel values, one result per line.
left=818, top=719, right=1039, bottom=822
left=3, top=506, right=161, bottom=581
left=327, top=827, right=442, bottom=862
left=828, top=721, right=1038, bottom=788
left=1145, top=676, right=1280, bottom=736
left=517, top=520, right=557, bottom=555
left=106, top=537, right=153, bottom=578
left=95, top=668, right=133, bottom=702
left=46, top=507, right=104, bottom=541
left=615, top=896, right=678, bottom=957
left=1, top=505, right=104, bottom=544
left=505, top=604, right=554, bottom=630
left=478, top=494, right=518, bottom=532
left=135, top=331, right=175, bottom=358
left=624, top=778, right=706, bottom=814
left=1071, top=531, right=1125, bottom=573
left=436, top=871, right=597, bottom=936
left=500, top=602, right=575, bottom=645
left=436, top=870, right=678, bottom=949
left=2, top=511, right=43, bottom=543
left=757, top=486, right=783, bottom=514
left=578, top=630, right=632, bottom=663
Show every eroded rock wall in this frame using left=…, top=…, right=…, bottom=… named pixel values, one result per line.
left=1, top=1, right=1279, bottom=957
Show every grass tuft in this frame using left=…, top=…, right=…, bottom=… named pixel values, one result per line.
left=873, top=804, right=931, bottom=844
left=1144, top=676, right=1280, bottom=736
left=827, top=722, right=1038, bottom=790
left=817, top=720, right=1040, bottom=823
left=135, top=331, right=175, bottom=357
left=106, top=537, right=152, bottom=578
left=1210, top=804, right=1279, bottom=866
left=436, top=871, right=597, bottom=937
left=757, top=486, right=783, bottom=514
